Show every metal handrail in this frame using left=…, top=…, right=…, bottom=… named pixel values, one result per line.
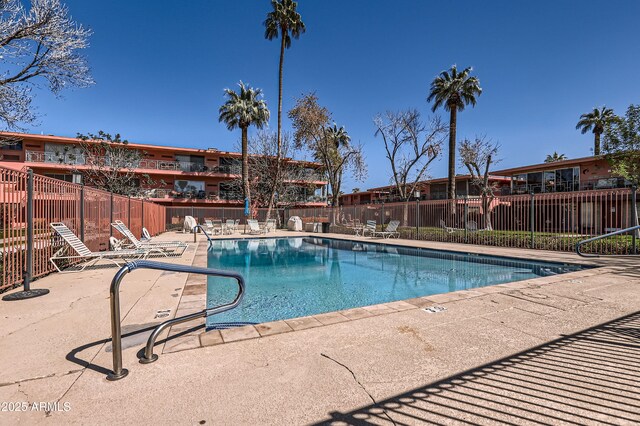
left=193, top=224, right=214, bottom=246
left=107, top=260, right=245, bottom=381
left=576, top=224, right=640, bottom=257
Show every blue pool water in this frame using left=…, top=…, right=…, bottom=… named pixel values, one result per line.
left=205, top=237, right=584, bottom=328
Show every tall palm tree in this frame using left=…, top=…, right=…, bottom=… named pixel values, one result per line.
left=544, top=152, right=567, bottom=163
left=218, top=82, right=270, bottom=204
left=427, top=65, right=482, bottom=200
left=576, top=106, right=615, bottom=155
left=264, top=0, right=305, bottom=161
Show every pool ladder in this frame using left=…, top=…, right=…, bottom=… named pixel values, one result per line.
left=193, top=224, right=214, bottom=246
left=576, top=224, right=640, bottom=257
left=107, top=260, right=245, bottom=381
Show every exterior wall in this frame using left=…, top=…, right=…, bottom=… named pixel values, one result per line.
left=0, top=132, right=328, bottom=207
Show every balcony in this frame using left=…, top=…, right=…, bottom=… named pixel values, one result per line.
left=143, top=188, right=327, bottom=204
left=24, top=151, right=241, bottom=175
left=504, top=178, right=633, bottom=195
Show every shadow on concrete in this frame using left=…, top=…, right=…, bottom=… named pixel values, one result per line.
left=66, top=322, right=205, bottom=376
left=317, top=311, right=640, bottom=425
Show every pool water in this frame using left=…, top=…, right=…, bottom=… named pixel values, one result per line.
left=205, top=237, right=584, bottom=328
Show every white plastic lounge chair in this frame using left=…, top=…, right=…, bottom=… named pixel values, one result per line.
left=371, top=220, right=400, bottom=239
left=50, top=222, right=157, bottom=273
left=112, top=220, right=187, bottom=256
left=466, top=220, right=489, bottom=232
left=247, top=219, right=264, bottom=235
left=362, top=220, right=377, bottom=237
left=264, top=219, right=276, bottom=233
left=225, top=219, right=236, bottom=234
left=439, top=219, right=455, bottom=234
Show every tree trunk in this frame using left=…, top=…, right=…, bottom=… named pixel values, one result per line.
left=594, top=131, right=601, bottom=156
left=265, top=31, right=287, bottom=220
left=241, top=126, right=250, bottom=203
left=447, top=107, right=457, bottom=200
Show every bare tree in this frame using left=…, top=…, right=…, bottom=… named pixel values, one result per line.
left=0, top=0, right=93, bottom=133
left=227, top=130, right=317, bottom=219
left=374, top=109, right=446, bottom=201
left=75, top=131, right=161, bottom=196
left=288, top=93, right=366, bottom=213
left=459, top=136, right=500, bottom=230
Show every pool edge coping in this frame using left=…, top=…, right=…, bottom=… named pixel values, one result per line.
left=161, top=232, right=609, bottom=354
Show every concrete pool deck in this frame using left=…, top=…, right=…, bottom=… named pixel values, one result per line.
left=0, top=230, right=638, bottom=425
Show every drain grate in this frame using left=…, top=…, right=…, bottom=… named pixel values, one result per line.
left=423, top=306, right=447, bottom=314
left=154, top=309, right=171, bottom=319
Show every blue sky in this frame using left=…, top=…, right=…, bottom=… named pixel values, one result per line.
left=24, top=0, right=640, bottom=191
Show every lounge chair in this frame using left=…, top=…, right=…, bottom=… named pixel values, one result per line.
left=439, top=219, right=455, bottom=234
left=467, top=220, right=489, bottom=232
left=224, top=219, right=236, bottom=234
left=247, top=219, right=264, bottom=235
left=50, top=222, right=158, bottom=273
left=264, top=219, right=276, bottom=233
left=111, top=220, right=188, bottom=256
left=208, top=219, right=223, bottom=235
left=362, top=220, right=377, bottom=237
left=371, top=220, right=400, bottom=239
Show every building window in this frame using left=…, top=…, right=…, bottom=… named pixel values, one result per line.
left=1, top=140, right=22, bottom=150
left=174, top=180, right=205, bottom=198
left=44, top=173, right=82, bottom=183
left=527, top=172, right=543, bottom=193
left=175, top=155, right=206, bottom=172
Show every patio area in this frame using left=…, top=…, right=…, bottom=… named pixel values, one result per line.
left=0, top=230, right=638, bottom=425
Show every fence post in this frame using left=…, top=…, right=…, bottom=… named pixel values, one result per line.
left=128, top=196, right=131, bottom=228
left=141, top=200, right=145, bottom=229
left=110, top=192, right=114, bottom=237
left=80, top=185, right=85, bottom=242
left=3, top=169, right=49, bottom=301
left=464, top=198, right=469, bottom=244
left=632, top=186, right=637, bottom=255
left=415, top=199, right=419, bottom=239
left=381, top=202, right=385, bottom=231
left=530, top=191, right=535, bottom=249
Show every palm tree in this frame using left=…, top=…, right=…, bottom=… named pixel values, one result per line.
left=544, top=152, right=567, bottom=163
left=264, top=0, right=305, bottom=163
left=427, top=65, right=482, bottom=200
left=218, top=82, right=270, bottom=204
left=576, top=106, right=615, bottom=155
left=321, top=124, right=350, bottom=209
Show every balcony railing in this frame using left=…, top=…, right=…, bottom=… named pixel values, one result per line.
left=144, top=188, right=327, bottom=204
left=25, top=151, right=241, bottom=175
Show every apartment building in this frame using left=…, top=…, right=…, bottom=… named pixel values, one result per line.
left=340, top=175, right=511, bottom=206
left=491, top=156, right=631, bottom=194
left=0, top=132, right=328, bottom=207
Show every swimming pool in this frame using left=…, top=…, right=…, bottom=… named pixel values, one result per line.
left=205, top=237, right=585, bottom=328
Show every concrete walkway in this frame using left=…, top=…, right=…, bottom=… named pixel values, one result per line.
left=0, top=231, right=638, bottom=425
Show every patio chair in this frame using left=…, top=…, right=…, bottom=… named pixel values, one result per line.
left=111, top=220, right=188, bottom=256
left=371, top=220, right=400, bottom=239
left=264, top=219, right=276, bottom=233
left=210, top=219, right=223, bottom=235
left=439, top=219, right=455, bottom=234
left=49, top=222, right=159, bottom=273
left=466, top=220, right=489, bottom=232
left=247, top=219, right=264, bottom=235
left=362, top=220, right=377, bottom=237
left=225, top=219, right=236, bottom=234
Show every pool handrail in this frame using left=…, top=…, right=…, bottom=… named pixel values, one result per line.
left=107, top=260, right=245, bottom=381
left=575, top=224, right=640, bottom=257
left=193, top=224, right=214, bottom=246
